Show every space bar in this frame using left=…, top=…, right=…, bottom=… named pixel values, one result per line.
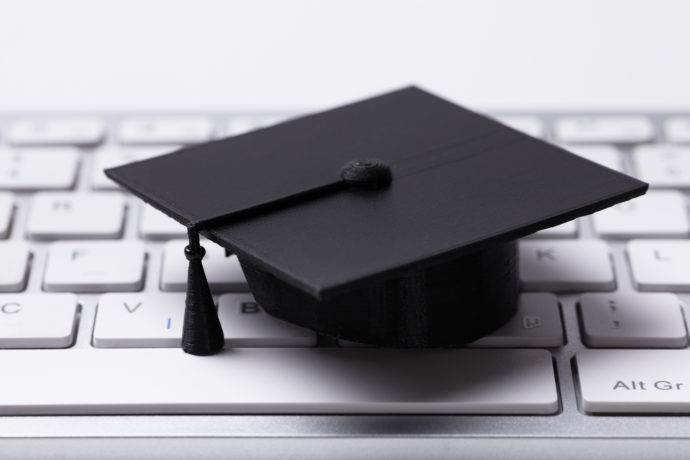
left=0, top=348, right=558, bottom=415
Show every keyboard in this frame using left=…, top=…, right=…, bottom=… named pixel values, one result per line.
left=2, top=113, right=690, bottom=456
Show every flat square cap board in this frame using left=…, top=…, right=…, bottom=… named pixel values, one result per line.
left=106, top=86, right=647, bottom=354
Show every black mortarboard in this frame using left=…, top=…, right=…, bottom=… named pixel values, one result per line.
left=106, top=86, right=647, bottom=355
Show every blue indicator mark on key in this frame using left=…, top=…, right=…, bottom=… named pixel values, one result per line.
left=166, top=318, right=172, bottom=330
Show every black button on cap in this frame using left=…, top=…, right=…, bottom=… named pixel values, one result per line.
left=340, top=159, right=392, bottom=190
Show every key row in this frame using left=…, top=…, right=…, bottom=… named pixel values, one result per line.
left=5, top=191, right=690, bottom=241
left=5, top=344, right=690, bottom=415
left=497, top=115, right=690, bottom=143
left=0, top=146, right=179, bottom=191
left=339, top=292, right=689, bottom=349
left=530, top=190, right=690, bottom=239
left=0, top=291, right=686, bottom=350
left=2, top=239, right=690, bottom=293
left=0, top=293, right=313, bottom=349
left=520, top=239, right=690, bottom=292
left=0, top=193, right=187, bottom=240
left=2, top=116, right=690, bottom=146
left=7, top=143, right=690, bottom=191
left=0, top=240, right=244, bottom=293
left=0, top=116, right=289, bottom=146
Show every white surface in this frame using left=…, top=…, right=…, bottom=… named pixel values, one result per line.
left=26, top=193, right=126, bottom=240
left=519, top=240, right=615, bottom=291
left=577, top=350, right=690, bottom=413
left=469, top=293, right=563, bottom=348
left=0, top=294, right=77, bottom=348
left=43, top=241, right=145, bottom=292
left=93, top=293, right=185, bottom=348
left=627, top=240, right=690, bottom=292
left=160, top=240, right=247, bottom=292
left=0, top=148, right=79, bottom=191
left=0, top=0, right=688, bottom=112
left=0, top=348, right=558, bottom=414
left=592, top=191, right=690, bottom=238
left=0, top=242, right=29, bottom=292
left=579, top=293, right=687, bottom=348
left=218, top=294, right=317, bottom=348
left=1, top=438, right=689, bottom=460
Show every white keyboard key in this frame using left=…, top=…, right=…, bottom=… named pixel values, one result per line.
left=561, top=144, right=622, bottom=171
left=633, top=145, right=690, bottom=188
left=577, top=350, right=690, bottom=413
left=7, top=118, right=104, bottom=145
left=494, top=116, right=544, bottom=138
left=26, top=193, right=126, bottom=240
left=665, top=117, right=690, bottom=143
left=555, top=116, right=654, bottom=143
left=218, top=294, right=317, bottom=347
left=0, top=193, right=14, bottom=238
left=0, top=242, right=30, bottom=292
left=527, top=220, right=578, bottom=239
left=628, top=240, right=690, bottom=292
left=469, top=293, right=563, bottom=348
left=160, top=240, right=247, bottom=292
left=579, top=293, right=687, bottom=348
left=519, top=240, right=615, bottom=291
left=91, top=145, right=179, bottom=190
left=592, top=191, right=689, bottom=238
left=139, top=205, right=186, bottom=240
left=117, top=117, right=213, bottom=145
left=93, top=293, right=185, bottom=348
left=0, top=148, right=79, bottom=190
left=0, top=294, right=77, bottom=348
left=43, top=241, right=145, bottom=292
left=0, top=348, right=557, bottom=414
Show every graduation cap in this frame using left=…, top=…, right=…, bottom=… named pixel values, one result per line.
left=105, top=86, right=647, bottom=355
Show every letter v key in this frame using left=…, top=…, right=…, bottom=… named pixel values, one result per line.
left=123, top=302, right=142, bottom=313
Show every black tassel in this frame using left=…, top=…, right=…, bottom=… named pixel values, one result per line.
left=181, top=226, right=225, bottom=355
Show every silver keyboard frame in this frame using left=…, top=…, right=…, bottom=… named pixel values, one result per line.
left=1, top=112, right=690, bottom=458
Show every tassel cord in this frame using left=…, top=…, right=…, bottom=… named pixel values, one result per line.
left=181, top=226, right=225, bottom=355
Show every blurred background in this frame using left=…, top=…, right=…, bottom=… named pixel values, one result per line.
left=1, top=0, right=688, bottom=113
